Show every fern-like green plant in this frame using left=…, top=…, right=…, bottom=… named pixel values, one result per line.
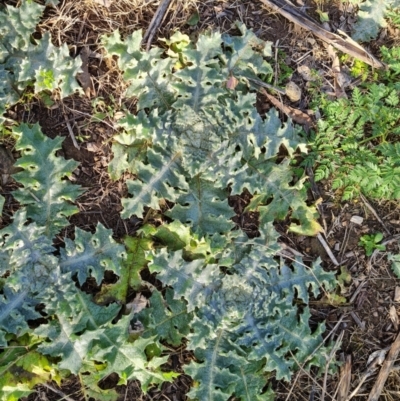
left=387, top=6, right=400, bottom=28
left=305, top=65, right=400, bottom=200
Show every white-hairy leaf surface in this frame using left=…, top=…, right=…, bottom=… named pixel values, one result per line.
left=0, top=0, right=44, bottom=51
left=167, top=177, right=235, bottom=236
left=60, top=223, right=126, bottom=286
left=14, top=33, right=82, bottom=96
left=121, top=143, right=188, bottom=217
left=12, top=124, right=83, bottom=239
left=0, top=2, right=81, bottom=122
left=352, top=0, right=400, bottom=41
left=148, top=249, right=222, bottom=312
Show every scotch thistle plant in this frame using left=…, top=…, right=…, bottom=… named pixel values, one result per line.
left=101, top=22, right=336, bottom=400
left=0, top=2, right=337, bottom=400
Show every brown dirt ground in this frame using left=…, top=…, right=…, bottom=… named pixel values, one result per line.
left=2, top=0, right=400, bottom=400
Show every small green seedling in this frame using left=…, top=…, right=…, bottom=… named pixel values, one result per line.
left=359, top=232, right=386, bottom=256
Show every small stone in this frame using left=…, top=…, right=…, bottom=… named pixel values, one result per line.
left=306, top=38, right=316, bottom=46
left=322, top=22, right=331, bottom=31
left=86, top=142, right=99, bottom=152
left=285, top=81, right=301, bottom=102
left=350, top=215, right=364, bottom=225
left=336, top=72, right=352, bottom=88
left=297, top=65, right=315, bottom=81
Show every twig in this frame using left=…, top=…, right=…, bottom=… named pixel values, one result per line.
left=317, top=233, right=339, bottom=266
left=339, top=218, right=353, bottom=259
left=367, top=331, right=400, bottom=401
left=41, top=383, right=77, bottom=401
left=360, top=194, right=390, bottom=236
left=349, top=280, right=367, bottom=304
left=278, top=242, right=304, bottom=257
left=247, top=77, right=286, bottom=95
left=346, top=347, right=391, bottom=401
left=284, top=314, right=346, bottom=401
left=349, top=311, right=365, bottom=329
left=289, top=351, right=336, bottom=401
left=274, top=39, right=279, bottom=86
left=142, top=0, right=173, bottom=51
left=61, top=106, right=118, bottom=132
left=62, top=111, right=80, bottom=150
left=259, top=0, right=385, bottom=69
left=321, top=330, right=344, bottom=401
left=345, top=371, right=375, bottom=401
left=28, top=190, right=41, bottom=203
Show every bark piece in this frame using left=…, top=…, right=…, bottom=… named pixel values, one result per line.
left=337, top=354, right=352, bottom=401
left=260, top=87, right=313, bottom=131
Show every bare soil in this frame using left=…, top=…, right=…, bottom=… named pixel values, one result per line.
left=2, top=0, right=400, bottom=400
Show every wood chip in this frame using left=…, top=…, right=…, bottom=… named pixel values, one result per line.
left=389, top=305, right=399, bottom=331
left=260, top=88, right=313, bottom=131
left=350, top=311, right=365, bottom=329
left=367, top=348, right=389, bottom=368
left=93, top=0, right=113, bottom=7
left=86, top=142, right=99, bottom=152
left=337, top=354, right=352, bottom=401
left=394, top=287, right=400, bottom=302
left=350, top=215, right=364, bottom=225
left=77, top=47, right=94, bottom=98
left=328, top=45, right=347, bottom=99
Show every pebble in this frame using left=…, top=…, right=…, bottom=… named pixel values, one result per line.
left=285, top=81, right=302, bottom=102
left=297, top=65, right=315, bottom=81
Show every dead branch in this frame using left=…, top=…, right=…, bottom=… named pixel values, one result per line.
left=367, top=331, right=400, bottom=401
left=259, top=0, right=385, bottom=69
left=142, top=0, right=174, bottom=51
